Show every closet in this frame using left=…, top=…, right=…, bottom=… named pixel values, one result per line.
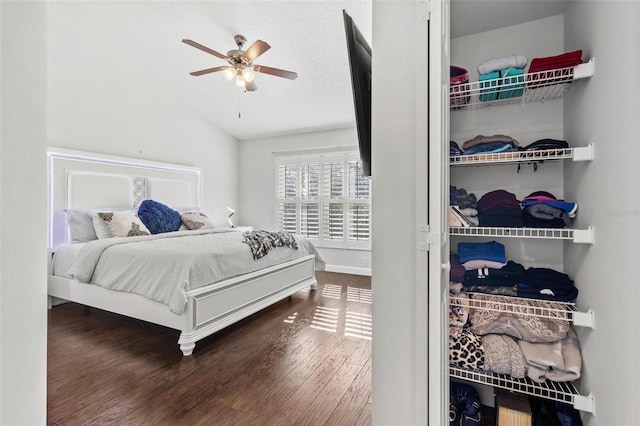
left=446, top=6, right=596, bottom=422
left=372, top=2, right=640, bottom=425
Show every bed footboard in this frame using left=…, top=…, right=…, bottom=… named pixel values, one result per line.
left=178, top=254, right=317, bottom=356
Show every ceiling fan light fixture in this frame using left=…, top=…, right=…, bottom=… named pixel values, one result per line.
left=235, top=74, right=246, bottom=87
left=243, top=69, right=255, bottom=82
left=222, top=67, right=237, bottom=81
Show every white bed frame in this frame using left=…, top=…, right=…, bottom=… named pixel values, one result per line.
left=47, top=148, right=317, bottom=356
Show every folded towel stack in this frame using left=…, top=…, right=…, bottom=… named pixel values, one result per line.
left=477, top=54, right=528, bottom=101
left=527, top=49, right=583, bottom=88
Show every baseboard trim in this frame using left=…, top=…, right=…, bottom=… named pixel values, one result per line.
left=324, top=264, right=372, bottom=276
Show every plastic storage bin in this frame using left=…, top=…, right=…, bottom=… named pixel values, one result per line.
left=450, top=65, right=470, bottom=107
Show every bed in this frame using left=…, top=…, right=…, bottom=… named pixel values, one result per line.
left=47, top=148, right=321, bottom=356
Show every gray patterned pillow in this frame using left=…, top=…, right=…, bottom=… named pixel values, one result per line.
left=180, top=212, right=215, bottom=230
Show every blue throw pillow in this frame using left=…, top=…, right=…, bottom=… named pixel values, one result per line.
left=137, top=200, right=182, bottom=234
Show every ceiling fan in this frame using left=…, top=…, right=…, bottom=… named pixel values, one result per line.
left=182, top=35, right=298, bottom=91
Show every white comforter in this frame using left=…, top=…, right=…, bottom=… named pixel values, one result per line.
left=64, top=229, right=323, bottom=314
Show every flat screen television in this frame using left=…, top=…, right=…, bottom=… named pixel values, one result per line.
left=343, top=9, right=372, bottom=177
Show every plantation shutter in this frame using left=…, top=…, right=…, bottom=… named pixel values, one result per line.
left=347, top=161, right=371, bottom=241
left=275, top=152, right=371, bottom=248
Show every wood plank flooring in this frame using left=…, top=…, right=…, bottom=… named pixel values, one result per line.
left=47, top=272, right=372, bottom=426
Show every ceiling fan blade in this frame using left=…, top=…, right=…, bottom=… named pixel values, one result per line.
left=253, top=64, right=298, bottom=80
left=245, top=80, right=258, bottom=92
left=241, top=40, right=270, bottom=63
left=189, top=66, right=227, bottom=76
left=182, top=39, right=228, bottom=60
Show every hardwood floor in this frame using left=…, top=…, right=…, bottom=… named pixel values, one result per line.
left=47, top=272, right=372, bottom=426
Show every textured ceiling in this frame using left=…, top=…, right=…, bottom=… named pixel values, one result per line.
left=48, top=1, right=567, bottom=141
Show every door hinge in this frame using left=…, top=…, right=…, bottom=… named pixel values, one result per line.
left=418, top=224, right=440, bottom=251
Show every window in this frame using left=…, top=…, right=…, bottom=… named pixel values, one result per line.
left=275, top=152, right=371, bottom=249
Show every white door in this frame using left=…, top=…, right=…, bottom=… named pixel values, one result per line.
left=426, top=1, right=450, bottom=425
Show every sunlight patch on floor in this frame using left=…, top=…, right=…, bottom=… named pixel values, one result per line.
left=310, top=306, right=339, bottom=332
left=321, top=283, right=343, bottom=299
left=283, top=312, right=298, bottom=324
left=345, top=309, right=372, bottom=340
left=347, top=286, right=372, bottom=304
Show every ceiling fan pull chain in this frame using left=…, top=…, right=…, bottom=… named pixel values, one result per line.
left=238, top=93, right=242, bottom=119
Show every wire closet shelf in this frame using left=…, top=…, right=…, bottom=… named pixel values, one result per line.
left=450, top=58, right=595, bottom=110
left=450, top=293, right=594, bottom=328
left=449, top=366, right=595, bottom=413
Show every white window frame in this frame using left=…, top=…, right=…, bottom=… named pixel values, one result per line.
left=275, top=151, right=371, bottom=250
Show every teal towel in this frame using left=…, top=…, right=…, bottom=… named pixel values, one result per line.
left=479, top=71, right=499, bottom=102
left=499, top=67, right=524, bottom=99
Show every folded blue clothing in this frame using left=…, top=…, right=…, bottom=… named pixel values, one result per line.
left=457, top=240, right=506, bottom=264
left=450, top=140, right=463, bottom=156
left=463, top=142, right=516, bottom=155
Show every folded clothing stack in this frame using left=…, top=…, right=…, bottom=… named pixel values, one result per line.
left=450, top=140, right=463, bottom=156
left=528, top=49, right=583, bottom=74
left=457, top=240, right=507, bottom=270
left=450, top=185, right=478, bottom=210
left=461, top=134, right=520, bottom=156
left=463, top=260, right=525, bottom=287
left=477, top=54, right=528, bottom=101
left=517, top=267, right=578, bottom=302
left=528, top=49, right=583, bottom=87
left=518, top=326, right=582, bottom=383
left=482, top=334, right=527, bottom=378
left=521, top=138, right=569, bottom=152
left=521, top=191, right=577, bottom=229
left=477, top=189, right=524, bottom=228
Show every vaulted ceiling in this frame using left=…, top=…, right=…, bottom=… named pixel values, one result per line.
left=48, top=1, right=567, bottom=141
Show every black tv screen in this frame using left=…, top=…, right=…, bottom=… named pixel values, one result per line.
left=343, top=9, right=372, bottom=177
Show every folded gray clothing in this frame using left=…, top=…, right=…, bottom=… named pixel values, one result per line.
left=524, top=203, right=571, bottom=225
left=518, top=327, right=582, bottom=383
left=482, top=334, right=527, bottom=378
left=477, top=54, right=528, bottom=75
left=462, top=134, right=520, bottom=150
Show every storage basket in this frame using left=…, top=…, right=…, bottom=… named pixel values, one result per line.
left=450, top=65, right=470, bottom=107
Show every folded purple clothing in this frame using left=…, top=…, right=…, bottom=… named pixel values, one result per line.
left=477, top=190, right=521, bottom=211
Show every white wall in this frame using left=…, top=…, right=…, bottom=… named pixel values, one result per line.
left=371, top=1, right=426, bottom=423
left=0, top=1, right=48, bottom=424
left=564, top=2, right=640, bottom=425
left=239, top=127, right=371, bottom=275
left=47, top=11, right=239, bottom=226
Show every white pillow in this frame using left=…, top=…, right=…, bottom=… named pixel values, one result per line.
left=91, top=209, right=138, bottom=239
left=64, top=209, right=98, bottom=243
left=180, top=211, right=216, bottom=230
left=95, top=211, right=150, bottom=237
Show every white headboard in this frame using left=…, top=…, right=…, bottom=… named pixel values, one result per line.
left=48, top=148, right=202, bottom=247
